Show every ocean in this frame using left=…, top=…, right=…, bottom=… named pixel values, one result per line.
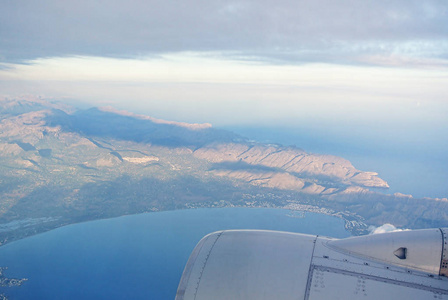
left=0, top=208, right=349, bottom=300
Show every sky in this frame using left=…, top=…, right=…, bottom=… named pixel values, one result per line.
left=0, top=0, right=447, bottom=197
left=1, top=0, right=447, bottom=125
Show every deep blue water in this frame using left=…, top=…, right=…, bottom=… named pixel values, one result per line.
left=0, top=208, right=349, bottom=300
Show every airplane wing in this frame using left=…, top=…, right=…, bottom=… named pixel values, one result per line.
left=176, top=228, right=448, bottom=299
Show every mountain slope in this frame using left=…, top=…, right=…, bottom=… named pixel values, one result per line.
left=0, top=96, right=446, bottom=244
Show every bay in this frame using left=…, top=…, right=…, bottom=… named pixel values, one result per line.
left=0, top=208, right=349, bottom=300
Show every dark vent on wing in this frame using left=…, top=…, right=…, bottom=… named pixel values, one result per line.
left=393, top=247, right=407, bottom=260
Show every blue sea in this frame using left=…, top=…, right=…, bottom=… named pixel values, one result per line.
left=0, top=208, right=349, bottom=300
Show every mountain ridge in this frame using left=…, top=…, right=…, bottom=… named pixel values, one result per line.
left=0, top=96, right=447, bottom=244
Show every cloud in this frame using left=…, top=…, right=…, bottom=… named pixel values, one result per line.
left=1, top=0, right=447, bottom=66
left=0, top=53, right=446, bottom=129
left=369, top=224, right=410, bottom=234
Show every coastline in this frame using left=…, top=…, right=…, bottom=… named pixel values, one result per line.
left=184, top=200, right=369, bottom=236
left=0, top=200, right=366, bottom=249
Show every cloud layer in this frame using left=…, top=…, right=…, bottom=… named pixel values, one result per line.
left=1, top=0, right=447, bottom=65
left=369, top=224, right=410, bottom=234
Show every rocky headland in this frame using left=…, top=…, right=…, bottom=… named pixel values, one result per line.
left=0, top=96, right=447, bottom=244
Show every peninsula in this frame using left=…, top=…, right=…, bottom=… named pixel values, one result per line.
left=0, top=96, right=447, bottom=244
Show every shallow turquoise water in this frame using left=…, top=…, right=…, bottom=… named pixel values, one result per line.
left=0, top=208, right=349, bottom=299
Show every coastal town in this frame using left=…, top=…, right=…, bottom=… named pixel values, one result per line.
left=184, top=196, right=370, bottom=235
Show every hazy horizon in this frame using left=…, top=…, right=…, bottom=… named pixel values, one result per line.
left=1, top=0, right=447, bottom=198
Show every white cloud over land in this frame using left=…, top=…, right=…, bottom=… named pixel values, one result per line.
left=369, top=224, right=410, bottom=234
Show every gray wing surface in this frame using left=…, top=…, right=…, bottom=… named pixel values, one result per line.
left=176, top=228, right=448, bottom=300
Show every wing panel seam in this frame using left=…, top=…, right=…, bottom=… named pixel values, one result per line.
left=193, top=231, right=224, bottom=300
left=314, top=265, right=448, bottom=295
left=304, top=235, right=319, bottom=300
